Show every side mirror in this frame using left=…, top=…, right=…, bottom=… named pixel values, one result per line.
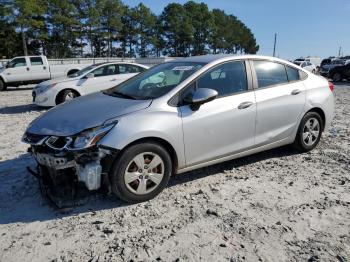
left=184, top=88, right=218, bottom=111
left=5, top=63, right=10, bottom=69
left=85, top=73, right=94, bottom=78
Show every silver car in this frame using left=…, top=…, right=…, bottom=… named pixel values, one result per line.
left=22, top=55, right=334, bottom=204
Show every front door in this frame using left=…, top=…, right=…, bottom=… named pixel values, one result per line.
left=4, top=57, right=29, bottom=83
left=179, top=60, right=256, bottom=166
left=79, top=64, right=120, bottom=94
left=251, top=60, right=306, bottom=146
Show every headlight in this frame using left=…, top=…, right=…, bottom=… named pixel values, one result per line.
left=69, top=123, right=116, bottom=150
left=36, top=83, right=57, bottom=94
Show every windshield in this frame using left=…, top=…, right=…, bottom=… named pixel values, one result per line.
left=68, top=64, right=98, bottom=78
left=104, top=62, right=204, bottom=99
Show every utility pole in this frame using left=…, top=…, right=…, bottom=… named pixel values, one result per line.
left=338, top=46, right=342, bottom=57
left=273, top=33, right=277, bottom=57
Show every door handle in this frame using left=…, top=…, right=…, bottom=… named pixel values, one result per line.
left=26, top=67, right=30, bottom=71
left=238, top=101, right=254, bottom=109
left=110, top=78, right=117, bottom=81
left=291, top=89, right=301, bottom=95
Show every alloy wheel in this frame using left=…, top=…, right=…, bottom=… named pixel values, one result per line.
left=65, top=91, right=77, bottom=101
left=124, top=152, right=164, bottom=195
left=302, top=117, right=320, bottom=146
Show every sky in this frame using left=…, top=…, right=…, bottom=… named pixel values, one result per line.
left=126, top=0, right=350, bottom=60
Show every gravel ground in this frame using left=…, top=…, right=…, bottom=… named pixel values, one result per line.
left=0, top=84, right=349, bottom=262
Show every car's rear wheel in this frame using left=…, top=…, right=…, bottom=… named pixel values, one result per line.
left=110, top=142, right=172, bottom=203
left=293, top=111, right=323, bottom=152
left=333, top=72, right=342, bottom=82
left=57, top=89, right=79, bottom=104
left=0, top=79, right=7, bottom=91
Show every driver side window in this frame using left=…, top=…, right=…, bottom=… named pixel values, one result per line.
left=9, top=58, right=27, bottom=68
left=91, top=65, right=117, bottom=77
left=180, top=61, right=248, bottom=104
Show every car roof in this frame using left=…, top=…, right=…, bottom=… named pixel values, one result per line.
left=92, top=61, right=148, bottom=68
left=171, top=54, right=298, bottom=67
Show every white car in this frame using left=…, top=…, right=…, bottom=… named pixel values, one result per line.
left=293, top=60, right=317, bottom=73
left=32, top=62, right=149, bottom=107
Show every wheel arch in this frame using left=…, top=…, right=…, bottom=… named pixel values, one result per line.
left=55, top=88, right=81, bottom=105
left=116, top=137, right=179, bottom=174
left=67, top=68, right=80, bottom=76
left=305, top=107, right=326, bottom=131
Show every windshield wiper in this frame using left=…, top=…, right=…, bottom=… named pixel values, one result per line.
left=109, top=91, right=138, bottom=100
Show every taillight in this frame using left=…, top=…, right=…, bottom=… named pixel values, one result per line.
left=328, top=81, right=334, bottom=92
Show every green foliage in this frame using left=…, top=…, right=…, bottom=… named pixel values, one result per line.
left=0, top=0, right=259, bottom=58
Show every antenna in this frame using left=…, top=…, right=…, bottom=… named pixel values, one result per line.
left=273, top=33, right=277, bottom=57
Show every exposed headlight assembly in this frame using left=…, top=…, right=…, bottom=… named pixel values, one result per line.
left=69, top=122, right=117, bottom=150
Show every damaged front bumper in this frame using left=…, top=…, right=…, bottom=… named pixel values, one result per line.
left=22, top=131, right=117, bottom=208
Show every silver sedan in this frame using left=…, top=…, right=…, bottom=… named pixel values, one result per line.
left=23, top=54, right=334, bottom=204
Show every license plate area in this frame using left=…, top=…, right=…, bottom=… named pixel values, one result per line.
left=34, top=153, right=75, bottom=170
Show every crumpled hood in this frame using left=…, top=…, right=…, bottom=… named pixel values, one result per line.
left=27, top=92, right=152, bottom=136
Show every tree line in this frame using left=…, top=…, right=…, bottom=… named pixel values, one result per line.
left=0, top=0, right=259, bottom=59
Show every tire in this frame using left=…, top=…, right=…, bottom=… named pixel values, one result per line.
left=293, top=111, right=323, bottom=152
left=332, top=72, right=342, bottom=82
left=110, top=142, right=172, bottom=203
left=57, top=89, right=79, bottom=104
left=0, top=79, right=7, bottom=91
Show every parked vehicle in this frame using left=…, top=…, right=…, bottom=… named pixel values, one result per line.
left=328, top=62, right=350, bottom=82
left=320, top=58, right=333, bottom=67
left=320, top=59, right=350, bottom=77
left=32, top=62, right=149, bottom=106
left=0, top=55, right=86, bottom=91
left=22, top=55, right=334, bottom=205
left=293, top=60, right=317, bottom=73
left=294, top=56, right=321, bottom=69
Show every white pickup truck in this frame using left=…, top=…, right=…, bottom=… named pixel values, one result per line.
left=0, top=56, right=87, bottom=91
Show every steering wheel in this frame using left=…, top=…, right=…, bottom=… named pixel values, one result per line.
left=141, top=83, right=159, bottom=90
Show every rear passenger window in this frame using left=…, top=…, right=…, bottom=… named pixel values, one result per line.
left=253, top=61, right=288, bottom=88
left=286, top=66, right=300, bottom=81
left=30, top=57, right=43, bottom=65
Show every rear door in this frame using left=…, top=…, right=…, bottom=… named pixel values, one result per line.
left=251, top=60, right=306, bottom=146
left=29, top=57, right=50, bottom=81
left=179, top=60, right=256, bottom=166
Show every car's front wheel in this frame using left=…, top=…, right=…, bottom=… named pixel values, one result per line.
left=57, top=89, right=79, bottom=104
left=110, top=142, right=172, bottom=203
left=293, top=111, right=323, bottom=152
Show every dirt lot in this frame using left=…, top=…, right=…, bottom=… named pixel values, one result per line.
left=0, top=84, right=349, bottom=262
